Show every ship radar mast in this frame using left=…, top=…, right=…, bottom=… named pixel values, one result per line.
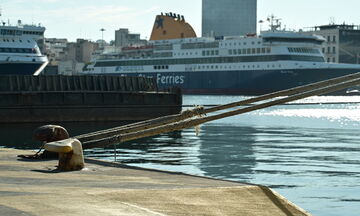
left=267, top=15, right=282, bottom=31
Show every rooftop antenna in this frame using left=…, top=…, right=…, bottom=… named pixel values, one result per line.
left=329, top=17, right=336, bottom=25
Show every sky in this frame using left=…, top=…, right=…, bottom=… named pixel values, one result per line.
left=1, top=0, right=359, bottom=42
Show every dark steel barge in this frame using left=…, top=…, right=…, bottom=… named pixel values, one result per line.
left=0, top=75, right=182, bottom=123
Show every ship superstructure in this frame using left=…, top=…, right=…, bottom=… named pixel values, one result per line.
left=83, top=13, right=360, bottom=95
left=0, top=19, right=48, bottom=75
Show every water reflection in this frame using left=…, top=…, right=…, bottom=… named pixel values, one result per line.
left=197, top=124, right=256, bottom=181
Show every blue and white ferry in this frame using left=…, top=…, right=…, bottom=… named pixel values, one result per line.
left=83, top=14, right=360, bottom=95
left=0, top=20, right=48, bottom=75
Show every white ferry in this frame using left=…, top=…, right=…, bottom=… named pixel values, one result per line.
left=83, top=13, right=360, bottom=95
left=0, top=19, right=48, bottom=75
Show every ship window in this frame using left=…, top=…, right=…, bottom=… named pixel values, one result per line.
left=252, top=48, right=256, bottom=54
left=211, top=50, right=215, bottom=55
left=238, top=49, right=241, bottom=54
left=251, top=41, right=255, bottom=45
left=267, top=48, right=271, bottom=53
left=215, top=50, right=219, bottom=55
left=166, top=65, right=169, bottom=69
left=243, top=42, right=247, bottom=45
left=333, top=36, right=336, bottom=42
left=257, top=48, right=260, bottom=53
left=247, top=48, right=251, bottom=54
left=206, top=50, right=210, bottom=56
left=229, top=50, right=233, bottom=55
left=202, top=51, right=205, bottom=56
left=233, top=49, right=237, bottom=55
left=262, top=48, right=266, bottom=53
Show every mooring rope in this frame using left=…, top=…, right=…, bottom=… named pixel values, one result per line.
left=81, top=72, right=360, bottom=149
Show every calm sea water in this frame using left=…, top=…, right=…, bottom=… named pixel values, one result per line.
left=2, top=95, right=360, bottom=216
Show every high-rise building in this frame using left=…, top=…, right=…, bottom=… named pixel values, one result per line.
left=202, top=0, right=257, bottom=37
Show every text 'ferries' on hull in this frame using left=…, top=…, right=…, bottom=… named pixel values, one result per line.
left=83, top=13, right=360, bottom=95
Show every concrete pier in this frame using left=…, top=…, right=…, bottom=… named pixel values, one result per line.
left=0, top=148, right=311, bottom=216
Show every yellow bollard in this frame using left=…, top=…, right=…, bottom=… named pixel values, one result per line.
left=44, top=138, right=85, bottom=171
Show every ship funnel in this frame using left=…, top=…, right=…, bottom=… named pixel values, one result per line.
left=150, top=13, right=196, bottom=41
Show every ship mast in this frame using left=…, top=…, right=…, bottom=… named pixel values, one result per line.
left=267, top=15, right=282, bottom=31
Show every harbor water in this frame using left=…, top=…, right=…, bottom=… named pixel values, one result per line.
left=1, top=95, right=360, bottom=216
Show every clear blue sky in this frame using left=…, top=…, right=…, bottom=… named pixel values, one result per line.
left=1, top=0, right=359, bottom=42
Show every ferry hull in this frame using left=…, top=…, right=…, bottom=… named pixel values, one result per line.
left=0, top=62, right=45, bottom=75
left=98, top=68, right=360, bottom=95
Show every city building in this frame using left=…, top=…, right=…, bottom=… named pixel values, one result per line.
left=44, top=38, right=68, bottom=65
left=115, top=28, right=147, bottom=48
left=306, top=24, right=360, bottom=64
left=43, top=38, right=99, bottom=74
left=202, top=0, right=257, bottom=37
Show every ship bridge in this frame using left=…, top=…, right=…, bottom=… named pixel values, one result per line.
left=261, top=32, right=325, bottom=45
